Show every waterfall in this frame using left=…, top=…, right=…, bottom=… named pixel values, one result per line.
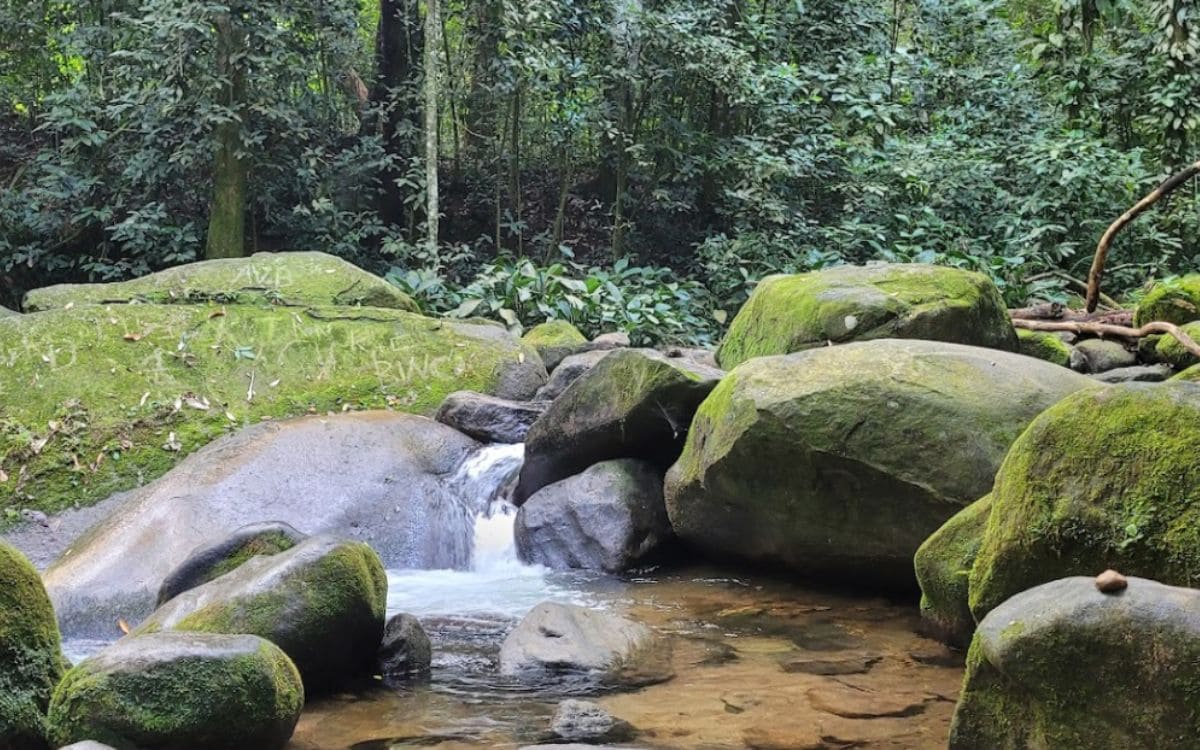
left=448, top=443, right=525, bottom=570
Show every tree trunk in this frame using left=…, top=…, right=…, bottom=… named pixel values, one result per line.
left=205, top=10, right=248, bottom=260
left=465, top=0, right=500, bottom=155
left=375, top=0, right=423, bottom=231
left=424, top=0, right=442, bottom=256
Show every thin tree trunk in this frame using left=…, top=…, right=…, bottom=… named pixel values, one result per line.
left=424, top=0, right=443, bottom=256
left=375, top=0, right=423, bottom=230
left=206, top=10, right=248, bottom=260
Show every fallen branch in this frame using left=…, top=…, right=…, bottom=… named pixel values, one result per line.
left=1010, top=305, right=1134, bottom=326
left=1086, top=158, right=1200, bottom=313
left=1013, top=319, right=1200, bottom=360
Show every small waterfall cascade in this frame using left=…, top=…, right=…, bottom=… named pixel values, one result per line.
left=447, top=442, right=525, bottom=570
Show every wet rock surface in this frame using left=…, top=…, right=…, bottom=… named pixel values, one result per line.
left=436, top=391, right=549, bottom=444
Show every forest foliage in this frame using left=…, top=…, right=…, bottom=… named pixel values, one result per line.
left=2, top=0, right=1200, bottom=344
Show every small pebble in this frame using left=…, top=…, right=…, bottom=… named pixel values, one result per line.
left=1096, top=569, right=1128, bottom=594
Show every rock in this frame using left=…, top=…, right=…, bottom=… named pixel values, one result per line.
left=23, top=251, right=418, bottom=312
left=499, top=602, right=672, bottom=686
left=1133, top=274, right=1200, bottom=326
left=968, top=382, right=1200, bottom=621
left=58, top=742, right=116, bottom=750
left=914, top=494, right=993, bottom=648
left=515, top=459, right=671, bottom=573
left=1071, top=337, right=1136, bottom=373
left=950, top=576, right=1200, bottom=749
left=46, top=632, right=303, bottom=750
left=593, top=331, right=631, bottom=348
left=550, top=700, right=636, bottom=744
left=135, top=536, right=387, bottom=694
left=715, top=264, right=1017, bottom=369
left=808, top=685, right=939, bottom=719
left=666, top=340, right=1092, bottom=587
left=662, top=347, right=720, bottom=370
left=1155, top=321, right=1200, bottom=368
left=0, top=303, right=544, bottom=516
left=520, top=746, right=648, bottom=750
left=515, top=349, right=723, bottom=504
left=1, top=542, right=66, bottom=750
left=533, top=349, right=613, bottom=401
left=1092, top=364, right=1173, bottom=383
left=779, top=653, right=881, bottom=675
left=378, top=613, right=432, bottom=680
left=157, top=522, right=308, bottom=606
left=0, top=305, right=18, bottom=317
left=523, top=321, right=589, bottom=371
left=1096, top=569, right=1128, bottom=593
left=43, top=412, right=478, bottom=635
left=435, top=391, right=548, bottom=444
left=1016, top=329, right=1072, bottom=367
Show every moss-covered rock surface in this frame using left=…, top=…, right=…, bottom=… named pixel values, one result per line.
left=914, top=495, right=993, bottom=648
left=1015, top=330, right=1071, bottom=367
left=716, top=264, right=1017, bottom=369
left=666, top=340, right=1092, bottom=587
left=522, top=320, right=588, bottom=370
left=950, top=576, right=1200, bottom=749
left=0, top=541, right=66, bottom=750
left=968, top=382, right=1200, bottom=620
left=1133, top=274, right=1200, bottom=327
left=1154, top=320, right=1200, bottom=369
left=156, top=522, right=307, bottom=606
left=46, top=632, right=303, bottom=750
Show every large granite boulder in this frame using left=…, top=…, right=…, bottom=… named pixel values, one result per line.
left=136, top=536, right=387, bottom=694
left=914, top=495, right=993, bottom=647
left=666, top=340, right=1093, bottom=587
left=1133, top=274, right=1200, bottom=326
left=23, top=251, right=418, bottom=312
left=515, top=349, right=722, bottom=504
left=515, top=459, right=671, bottom=573
left=435, top=391, right=548, bottom=444
left=969, top=382, right=1200, bottom=620
left=533, top=349, right=613, bottom=401
left=156, top=522, right=307, bottom=606
left=1, top=542, right=66, bottom=750
left=950, top=576, right=1200, bottom=749
left=0, top=303, right=544, bottom=517
left=42, top=412, right=476, bottom=636
left=522, top=321, right=589, bottom=371
left=716, top=264, right=1017, bottom=369
left=46, top=632, right=303, bottom=750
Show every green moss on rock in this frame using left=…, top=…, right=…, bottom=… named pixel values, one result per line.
left=1133, top=275, right=1200, bottom=327
left=23, top=252, right=418, bottom=312
left=915, top=494, right=993, bottom=648
left=1016, top=330, right=1072, bottom=367
left=0, top=542, right=66, bottom=750
left=969, top=382, right=1200, bottom=621
left=522, top=321, right=589, bottom=371
left=0, top=306, right=18, bottom=318
left=1154, top=321, right=1200, bottom=369
left=716, top=264, right=1018, bottom=369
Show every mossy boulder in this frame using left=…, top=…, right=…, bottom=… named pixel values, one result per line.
left=1, top=306, right=18, bottom=317
left=1133, top=274, right=1200, bottom=327
left=1, top=541, right=66, bottom=750
left=135, top=535, right=387, bottom=694
left=950, top=576, right=1200, bottom=749
left=46, top=632, right=303, bottom=750
left=514, top=349, right=723, bottom=504
left=0, top=303, right=544, bottom=516
left=522, top=321, right=588, bottom=371
left=914, top=495, right=993, bottom=648
left=156, top=522, right=308, bottom=606
left=1015, top=330, right=1071, bottom=367
left=1072, top=337, right=1136, bottom=373
left=23, top=251, right=418, bottom=312
left=715, top=264, right=1017, bottom=369
left=968, top=382, right=1200, bottom=620
left=665, top=340, right=1093, bottom=587
left=1153, top=321, right=1200, bottom=369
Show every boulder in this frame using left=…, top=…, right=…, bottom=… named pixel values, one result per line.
left=515, top=349, right=723, bottom=504
left=914, top=495, right=993, bottom=648
left=515, top=459, right=671, bottom=573
left=522, top=321, right=588, bottom=371
left=1154, top=320, right=1200, bottom=369
left=968, top=382, right=1200, bottom=620
left=1133, top=274, right=1200, bottom=326
left=592, top=331, right=631, bottom=348
left=1071, top=338, right=1136, bottom=373
left=43, top=413, right=478, bottom=635
left=950, top=576, right=1200, bottom=749
left=23, top=251, right=418, bottom=312
left=499, top=602, right=672, bottom=686
left=1015, top=329, right=1071, bottom=367
left=666, top=340, right=1093, bottom=587
left=46, top=632, right=303, bottom=750
left=550, top=700, right=636, bottom=744
left=0, top=303, right=544, bottom=516
left=58, top=742, right=116, bottom=750
left=1092, top=364, right=1173, bottom=383
left=135, top=536, right=387, bottom=693
left=157, top=522, right=307, bottom=606
left=533, top=349, right=613, bottom=401
left=715, top=264, right=1017, bottom=369
left=1, top=305, right=18, bottom=317
left=378, top=613, right=432, bottom=680
left=435, top=391, right=548, bottom=444
left=1, top=542, right=66, bottom=750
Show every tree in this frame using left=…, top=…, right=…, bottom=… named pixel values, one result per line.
left=424, top=0, right=442, bottom=256
left=205, top=7, right=248, bottom=259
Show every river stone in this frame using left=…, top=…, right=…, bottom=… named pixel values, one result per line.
left=1016, top=329, right=1072, bottom=367
left=435, top=391, right=548, bottom=444
left=550, top=700, right=636, bottom=744
left=23, top=251, right=418, bottom=312
left=499, top=602, right=672, bottom=686
left=515, top=349, right=723, bottom=504
left=1133, top=274, right=1200, bottom=326
left=135, top=536, right=386, bottom=693
left=1153, top=320, right=1200, bottom=369
left=968, top=382, right=1200, bottom=621
left=533, top=349, right=613, bottom=401
left=43, top=412, right=477, bottom=636
left=46, top=632, right=303, bottom=750
left=515, top=459, right=671, bottom=573
left=666, top=340, right=1093, bottom=587
left=593, top=331, right=631, bottom=348
left=950, top=577, right=1200, bottom=749
left=157, top=522, right=308, bottom=606
left=1071, top=337, right=1136, bottom=373
left=1, top=542, right=66, bottom=750
left=0, top=303, right=544, bottom=517
left=715, top=264, right=1017, bottom=369
left=914, top=495, right=993, bottom=648
left=58, top=742, right=116, bottom=750
left=1091, top=363, right=1173, bottom=383
left=522, top=321, right=589, bottom=371
left=378, top=613, right=432, bottom=680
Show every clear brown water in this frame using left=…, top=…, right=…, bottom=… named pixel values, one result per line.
left=290, top=566, right=964, bottom=750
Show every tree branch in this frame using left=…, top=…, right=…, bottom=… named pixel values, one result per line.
left=1013, top=319, right=1200, bottom=361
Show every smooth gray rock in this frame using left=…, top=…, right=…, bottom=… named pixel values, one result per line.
left=516, top=459, right=671, bottom=572
left=43, top=412, right=478, bottom=636
left=59, top=742, right=118, bottom=750
left=550, top=700, right=636, bottom=744
left=157, top=522, right=307, bottom=606
left=592, top=332, right=631, bottom=348
left=1091, top=364, right=1174, bottom=383
left=378, top=613, right=432, bottom=680
left=0, top=305, right=18, bottom=317
left=435, top=391, right=548, bottom=443
left=1071, top=338, right=1137, bottom=373
left=533, top=349, right=614, bottom=401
